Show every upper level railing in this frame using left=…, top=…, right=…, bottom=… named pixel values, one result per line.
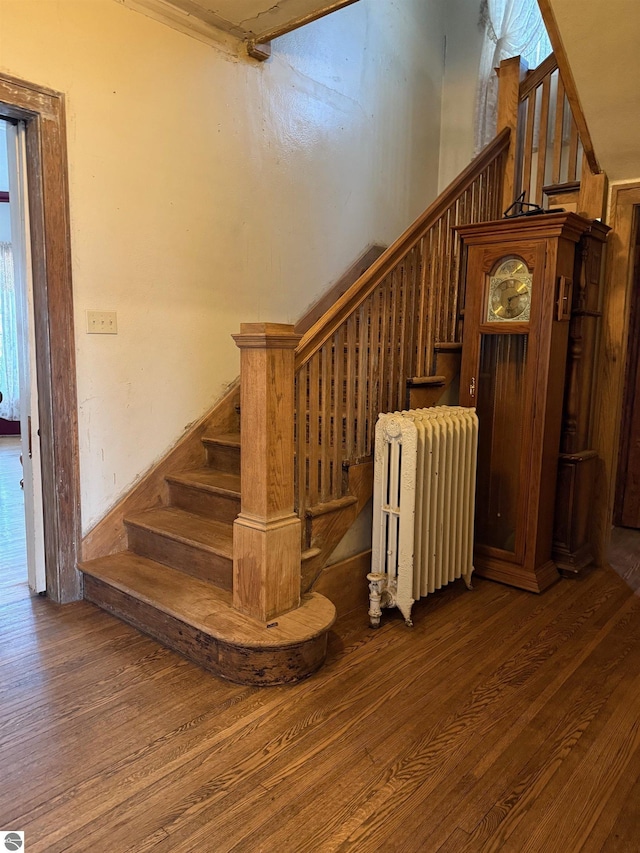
left=293, top=129, right=509, bottom=518
left=516, top=52, right=583, bottom=209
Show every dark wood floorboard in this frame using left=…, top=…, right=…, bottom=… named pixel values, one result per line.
left=2, top=506, right=640, bottom=850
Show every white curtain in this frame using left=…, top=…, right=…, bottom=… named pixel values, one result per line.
left=474, top=0, right=551, bottom=153
left=0, top=242, right=20, bottom=421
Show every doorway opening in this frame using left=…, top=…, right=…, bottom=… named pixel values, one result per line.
left=0, top=119, right=26, bottom=601
left=0, top=74, right=81, bottom=604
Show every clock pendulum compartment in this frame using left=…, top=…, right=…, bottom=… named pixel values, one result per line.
left=456, top=212, right=602, bottom=593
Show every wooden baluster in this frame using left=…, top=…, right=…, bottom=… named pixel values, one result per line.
left=366, top=290, right=379, bottom=439
left=296, top=364, right=308, bottom=519
left=416, top=233, right=430, bottom=377
left=232, top=323, right=301, bottom=622
left=332, top=326, right=344, bottom=499
left=425, top=227, right=437, bottom=373
left=308, top=352, right=320, bottom=507
left=387, top=269, right=399, bottom=409
left=378, top=279, right=390, bottom=412
left=552, top=73, right=565, bottom=185
left=535, top=76, right=551, bottom=206
left=396, top=261, right=409, bottom=408
left=567, top=113, right=579, bottom=182
left=321, top=342, right=331, bottom=502
left=521, top=91, right=536, bottom=204
left=357, top=303, right=368, bottom=457
left=406, top=247, right=420, bottom=381
left=345, top=312, right=357, bottom=457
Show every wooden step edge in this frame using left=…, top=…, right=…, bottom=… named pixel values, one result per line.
left=201, top=433, right=241, bottom=448
left=79, top=554, right=336, bottom=650
left=124, top=513, right=233, bottom=559
left=306, top=495, right=358, bottom=519
left=408, top=375, right=447, bottom=388
left=543, top=180, right=581, bottom=196
left=302, top=547, right=322, bottom=563
left=166, top=472, right=241, bottom=498
left=433, top=342, right=463, bottom=352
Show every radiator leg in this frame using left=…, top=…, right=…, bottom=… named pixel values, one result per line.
left=367, top=572, right=386, bottom=628
left=463, top=567, right=474, bottom=590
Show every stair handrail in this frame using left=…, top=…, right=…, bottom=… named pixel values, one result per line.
left=295, top=127, right=511, bottom=370
left=293, top=129, right=510, bottom=519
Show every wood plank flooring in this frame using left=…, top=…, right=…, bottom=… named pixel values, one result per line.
left=3, top=441, right=640, bottom=851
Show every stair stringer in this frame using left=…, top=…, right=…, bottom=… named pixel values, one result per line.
left=82, top=380, right=240, bottom=562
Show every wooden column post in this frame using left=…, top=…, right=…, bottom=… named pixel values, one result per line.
left=578, top=152, right=608, bottom=220
left=497, top=55, right=527, bottom=214
left=232, top=323, right=302, bottom=622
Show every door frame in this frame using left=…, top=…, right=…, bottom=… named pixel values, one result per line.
left=592, top=183, right=640, bottom=562
left=0, top=73, right=81, bottom=603
left=614, top=208, right=640, bottom=526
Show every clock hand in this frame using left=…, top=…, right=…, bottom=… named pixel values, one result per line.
left=507, top=290, right=528, bottom=304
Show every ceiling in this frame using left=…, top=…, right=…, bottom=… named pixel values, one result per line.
left=120, top=0, right=359, bottom=48
left=549, top=0, right=640, bottom=182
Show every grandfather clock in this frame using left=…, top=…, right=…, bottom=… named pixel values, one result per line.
left=457, top=213, right=594, bottom=592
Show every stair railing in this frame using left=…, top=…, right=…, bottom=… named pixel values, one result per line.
left=233, top=53, right=608, bottom=618
left=498, top=52, right=606, bottom=219
left=293, top=129, right=510, bottom=521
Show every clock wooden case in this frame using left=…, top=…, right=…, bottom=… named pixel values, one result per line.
left=457, top=213, right=595, bottom=593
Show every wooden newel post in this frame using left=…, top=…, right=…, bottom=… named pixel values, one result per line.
left=231, top=323, right=302, bottom=622
left=497, top=55, right=527, bottom=214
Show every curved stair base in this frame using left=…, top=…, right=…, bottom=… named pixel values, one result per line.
left=80, top=553, right=336, bottom=686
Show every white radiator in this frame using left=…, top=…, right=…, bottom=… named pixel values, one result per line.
left=368, top=406, right=478, bottom=627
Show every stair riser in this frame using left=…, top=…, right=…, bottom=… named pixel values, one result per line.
left=126, top=525, right=232, bottom=590
left=204, top=444, right=240, bottom=475
left=83, top=575, right=329, bottom=685
left=168, top=483, right=240, bottom=523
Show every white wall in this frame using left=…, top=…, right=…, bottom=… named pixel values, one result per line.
left=0, top=0, right=459, bottom=531
left=438, top=0, right=484, bottom=192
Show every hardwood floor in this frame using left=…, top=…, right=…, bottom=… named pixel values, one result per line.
left=0, top=436, right=28, bottom=604
left=1, top=519, right=640, bottom=851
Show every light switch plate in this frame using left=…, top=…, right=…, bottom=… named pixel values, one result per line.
left=87, top=310, right=117, bottom=334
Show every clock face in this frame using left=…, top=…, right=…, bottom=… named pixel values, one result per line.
left=487, top=257, right=532, bottom=323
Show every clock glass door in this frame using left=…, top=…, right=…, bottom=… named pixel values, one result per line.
left=476, top=332, right=529, bottom=554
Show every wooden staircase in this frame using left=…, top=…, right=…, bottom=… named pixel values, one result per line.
left=79, top=50, right=610, bottom=687
left=80, top=413, right=336, bottom=686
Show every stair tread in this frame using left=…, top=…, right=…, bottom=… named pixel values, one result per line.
left=167, top=468, right=241, bottom=495
left=125, top=507, right=233, bottom=557
left=202, top=432, right=240, bottom=448
left=80, top=552, right=335, bottom=645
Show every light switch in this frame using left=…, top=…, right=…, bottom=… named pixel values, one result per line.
left=87, top=310, right=117, bottom=334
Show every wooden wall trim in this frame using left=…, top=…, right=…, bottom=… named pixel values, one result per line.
left=0, top=73, right=81, bottom=603
left=592, top=183, right=640, bottom=562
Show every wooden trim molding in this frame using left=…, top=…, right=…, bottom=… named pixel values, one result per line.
left=591, top=183, right=640, bottom=562
left=246, top=0, right=360, bottom=60
left=537, top=0, right=600, bottom=175
left=0, top=73, right=81, bottom=603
